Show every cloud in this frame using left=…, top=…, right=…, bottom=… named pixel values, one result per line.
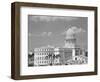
left=76, top=27, right=86, bottom=33
left=41, top=32, right=47, bottom=36
left=28, top=33, right=41, bottom=37
left=29, top=32, right=52, bottom=37
left=69, top=26, right=86, bottom=34
left=29, top=15, right=78, bottom=22
left=41, top=32, right=52, bottom=37
left=48, top=32, right=52, bottom=36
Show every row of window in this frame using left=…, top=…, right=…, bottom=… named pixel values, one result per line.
left=34, top=57, right=47, bottom=60
left=34, top=51, right=76, bottom=56
left=34, top=48, right=53, bottom=52
left=34, top=60, right=60, bottom=64
left=34, top=61, right=51, bottom=64
left=35, top=53, right=53, bottom=55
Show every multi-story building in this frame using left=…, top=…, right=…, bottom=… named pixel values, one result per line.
left=34, top=45, right=54, bottom=66
left=53, top=47, right=80, bottom=65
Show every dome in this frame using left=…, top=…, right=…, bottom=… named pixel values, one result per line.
left=66, top=26, right=78, bottom=36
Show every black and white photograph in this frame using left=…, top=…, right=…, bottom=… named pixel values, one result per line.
left=28, top=15, right=88, bottom=67
left=11, top=2, right=97, bottom=79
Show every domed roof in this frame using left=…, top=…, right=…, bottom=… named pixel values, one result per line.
left=66, top=26, right=78, bottom=36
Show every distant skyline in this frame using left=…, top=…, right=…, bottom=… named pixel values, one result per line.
left=28, top=15, right=88, bottom=52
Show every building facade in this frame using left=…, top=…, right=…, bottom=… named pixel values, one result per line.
left=34, top=45, right=54, bottom=66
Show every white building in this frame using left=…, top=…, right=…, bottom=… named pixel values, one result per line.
left=34, top=45, right=54, bottom=66
left=64, top=26, right=81, bottom=61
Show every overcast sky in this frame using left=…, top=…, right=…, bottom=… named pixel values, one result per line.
left=28, top=15, right=88, bottom=52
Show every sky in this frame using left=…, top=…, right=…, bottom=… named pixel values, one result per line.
left=28, top=15, right=88, bottom=52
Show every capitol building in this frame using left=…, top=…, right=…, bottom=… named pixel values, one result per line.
left=28, top=26, right=88, bottom=66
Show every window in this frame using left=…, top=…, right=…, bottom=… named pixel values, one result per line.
left=75, top=57, right=77, bottom=60
left=75, top=49, right=79, bottom=56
